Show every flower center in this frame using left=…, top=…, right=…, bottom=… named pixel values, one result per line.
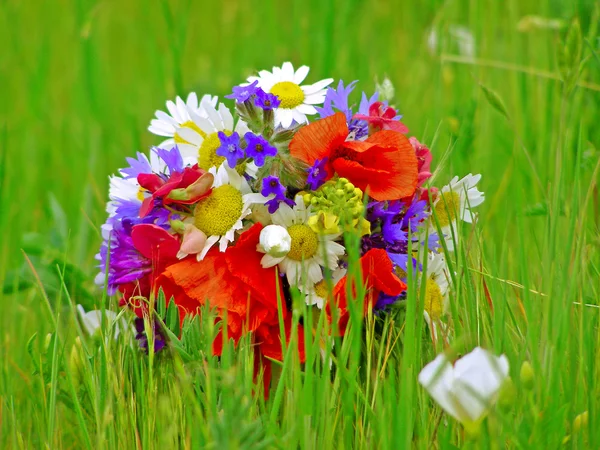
left=136, top=186, right=146, bottom=202
left=194, top=184, right=243, bottom=237
left=174, top=120, right=206, bottom=144
left=198, top=131, right=246, bottom=175
left=424, top=277, right=443, bottom=319
left=314, top=279, right=329, bottom=298
left=287, top=224, right=319, bottom=261
left=198, top=131, right=230, bottom=170
left=434, top=191, right=460, bottom=228
left=270, top=81, right=305, bottom=109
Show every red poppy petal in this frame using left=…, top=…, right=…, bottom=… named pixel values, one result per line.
left=131, top=224, right=180, bottom=260
left=289, top=112, right=348, bottom=165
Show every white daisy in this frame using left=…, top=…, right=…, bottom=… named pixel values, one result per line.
left=422, top=253, right=451, bottom=344
left=148, top=92, right=217, bottom=154
left=301, top=266, right=347, bottom=309
left=431, top=173, right=485, bottom=250
left=171, top=100, right=257, bottom=177
left=193, top=164, right=266, bottom=260
left=257, top=196, right=345, bottom=290
left=246, top=62, right=333, bottom=129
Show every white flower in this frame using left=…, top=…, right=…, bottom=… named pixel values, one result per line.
left=257, top=196, right=345, bottom=290
left=301, top=266, right=346, bottom=309
left=259, top=225, right=292, bottom=258
left=418, top=347, right=509, bottom=425
left=170, top=100, right=257, bottom=177
left=148, top=92, right=218, bottom=161
left=427, top=26, right=476, bottom=58
left=246, top=62, right=333, bottom=128
left=193, top=164, right=267, bottom=260
left=77, top=305, right=126, bottom=339
left=431, top=173, right=485, bottom=251
left=422, top=253, right=451, bottom=343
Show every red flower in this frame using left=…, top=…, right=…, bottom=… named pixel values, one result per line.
left=327, top=249, right=406, bottom=335
left=138, top=167, right=213, bottom=218
left=353, top=101, right=409, bottom=134
left=118, top=224, right=181, bottom=315
left=289, top=112, right=418, bottom=201
left=155, top=223, right=305, bottom=395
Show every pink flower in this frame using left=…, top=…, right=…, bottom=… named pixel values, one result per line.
left=409, top=137, right=433, bottom=187
left=353, top=102, right=409, bottom=134
left=176, top=224, right=208, bottom=259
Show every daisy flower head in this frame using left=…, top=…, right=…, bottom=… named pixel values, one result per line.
left=431, top=173, right=484, bottom=250
left=193, top=164, right=265, bottom=260
left=422, top=252, right=450, bottom=343
left=148, top=93, right=218, bottom=162
left=257, top=195, right=345, bottom=290
left=301, top=266, right=347, bottom=309
left=171, top=100, right=257, bottom=177
left=246, top=62, right=333, bottom=129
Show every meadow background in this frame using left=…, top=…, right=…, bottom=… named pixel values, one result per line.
left=1, top=0, right=599, bottom=448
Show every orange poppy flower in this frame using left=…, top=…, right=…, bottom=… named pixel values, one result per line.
left=327, top=249, right=406, bottom=335
left=289, top=112, right=419, bottom=201
left=155, top=223, right=305, bottom=394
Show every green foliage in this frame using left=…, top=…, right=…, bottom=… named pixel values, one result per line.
left=1, top=0, right=599, bottom=448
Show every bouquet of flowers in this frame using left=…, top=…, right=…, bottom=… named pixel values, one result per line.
left=96, top=62, right=484, bottom=388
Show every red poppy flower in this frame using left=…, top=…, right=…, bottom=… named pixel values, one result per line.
left=289, top=112, right=418, bottom=201
left=327, top=249, right=406, bottom=335
left=353, top=101, right=409, bottom=134
left=155, top=223, right=305, bottom=395
left=138, top=166, right=213, bottom=218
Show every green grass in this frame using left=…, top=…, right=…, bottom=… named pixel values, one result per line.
left=1, top=0, right=600, bottom=448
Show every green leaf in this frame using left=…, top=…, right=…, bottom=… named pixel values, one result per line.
left=479, top=83, right=509, bottom=120
left=166, top=297, right=181, bottom=336
left=21, top=232, right=48, bottom=256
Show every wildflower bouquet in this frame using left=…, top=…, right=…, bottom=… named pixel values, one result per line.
left=97, top=62, right=484, bottom=389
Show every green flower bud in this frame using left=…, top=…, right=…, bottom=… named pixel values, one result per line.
left=573, top=411, right=588, bottom=433
left=335, top=189, right=345, bottom=197
left=169, top=219, right=186, bottom=234
left=344, top=182, right=355, bottom=193
left=520, top=361, right=535, bottom=390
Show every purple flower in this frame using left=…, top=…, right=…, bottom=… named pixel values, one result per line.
left=244, top=132, right=277, bottom=167
left=261, top=176, right=286, bottom=198
left=265, top=196, right=295, bottom=214
left=134, top=317, right=166, bottom=354
left=254, top=89, right=281, bottom=110
left=374, top=291, right=407, bottom=311
left=95, top=213, right=169, bottom=294
left=261, top=176, right=295, bottom=213
left=225, top=80, right=259, bottom=103
left=216, top=132, right=244, bottom=168
left=153, top=146, right=184, bottom=174
left=306, top=157, right=329, bottom=190
left=316, top=80, right=358, bottom=123
left=120, top=152, right=152, bottom=179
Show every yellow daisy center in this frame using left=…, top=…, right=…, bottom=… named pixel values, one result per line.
left=270, top=81, right=305, bottom=109
left=174, top=120, right=206, bottom=144
left=194, top=184, right=243, bottom=237
left=136, top=186, right=146, bottom=202
left=434, top=191, right=461, bottom=228
left=287, top=224, right=319, bottom=261
left=424, top=277, right=443, bottom=320
left=314, top=280, right=329, bottom=298
left=198, top=130, right=246, bottom=175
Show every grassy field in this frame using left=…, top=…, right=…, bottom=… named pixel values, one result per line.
left=1, top=0, right=599, bottom=448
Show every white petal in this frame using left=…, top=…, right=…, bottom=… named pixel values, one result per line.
left=277, top=108, right=294, bottom=129
left=418, top=354, right=464, bottom=422
left=302, top=78, right=334, bottom=95
left=293, top=65, right=310, bottom=84
left=281, top=62, right=295, bottom=79
left=295, top=104, right=318, bottom=115
left=219, top=104, right=234, bottom=130
left=292, top=110, right=308, bottom=125
left=176, top=127, right=202, bottom=146
left=198, top=235, right=220, bottom=260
